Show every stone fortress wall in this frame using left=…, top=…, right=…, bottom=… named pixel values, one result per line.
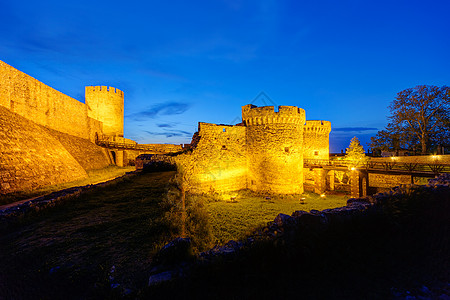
left=175, top=123, right=247, bottom=194
left=86, top=86, right=124, bottom=137
left=0, top=106, right=90, bottom=193
left=303, top=120, right=331, bottom=161
left=176, top=104, right=331, bottom=195
left=0, top=59, right=335, bottom=196
left=0, top=60, right=104, bottom=142
left=243, top=104, right=306, bottom=194
left=0, top=60, right=178, bottom=195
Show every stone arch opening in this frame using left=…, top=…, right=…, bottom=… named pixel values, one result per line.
left=111, top=151, right=116, bottom=165
left=332, top=169, right=352, bottom=194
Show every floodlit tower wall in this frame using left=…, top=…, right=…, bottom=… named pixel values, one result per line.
left=85, top=86, right=124, bottom=137
left=242, top=104, right=306, bottom=194
left=303, top=120, right=331, bottom=161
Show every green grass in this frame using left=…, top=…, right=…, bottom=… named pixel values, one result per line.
left=0, top=165, right=135, bottom=205
left=2, top=170, right=448, bottom=299
left=187, top=190, right=349, bottom=245
left=145, top=184, right=450, bottom=300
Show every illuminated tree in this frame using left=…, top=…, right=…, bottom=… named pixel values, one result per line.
left=370, top=85, right=450, bottom=154
left=345, top=137, right=367, bottom=162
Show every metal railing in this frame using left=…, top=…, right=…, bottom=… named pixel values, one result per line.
left=304, top=159, right=450, bottom=174
left=95, top=137, right=183, bottom=153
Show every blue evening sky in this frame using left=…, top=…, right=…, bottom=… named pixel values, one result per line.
left=1, top=0, right=449, bottom=152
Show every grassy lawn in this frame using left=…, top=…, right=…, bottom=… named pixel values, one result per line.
left=190, top=191, right=349, bottom=245
left=145, top=185, right=450, bottom=300
left=0, top=171, right=177, bottom=299
left=0, top=165, right=135, bottom=205
left=0, top=171, right=352, bottom=298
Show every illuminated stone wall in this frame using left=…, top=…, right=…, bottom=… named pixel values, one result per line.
left=243, top=105, right=306, bottom=194
left=303, top=120, right=331, bottom=160
left=176, top=105, right=329, bottom=195
left=86, top=86, right=124, bottom=137
left=0, top=60, right=126, bottom=144
left=0, top=106, right=88, bottom=194
left=175, top=123, right=247, bottom=193
left=0, top=60, right=91, bottom=139
left=368, top=173, right=412, bottom=189
left=0, top=60, right=129, bottom=195
left=44, top=127, right=112, bottom=171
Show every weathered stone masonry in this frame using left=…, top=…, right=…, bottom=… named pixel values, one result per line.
left=0, top=59, right=187, bottom=195
left=0, top=60, right=121, bottom=194
left=0, top=60, right=108, bottom=142
left=175, top=104, right=332, bottom=194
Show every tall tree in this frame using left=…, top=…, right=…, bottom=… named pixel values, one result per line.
left=371, top=85, right=450, bottom=154
left=345, top=137, right=367, bottom=163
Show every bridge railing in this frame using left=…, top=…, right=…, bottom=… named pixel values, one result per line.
left=304, top=159, right=450, bottom=174
left=95, top=138, right=180, bottom=153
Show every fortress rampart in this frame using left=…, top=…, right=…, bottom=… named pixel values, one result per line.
left=304, top=120, right=331, bottom=133
left=0, top=106, right=89, bottom=194
left=0, top=61, right=126, bottom=143
left=86, top=86, right=124, bottom=137
left=176, top=122, right=247, bottom=193
left=242, top=104, right=305, bottom=125
left=303, top=120, right=331, bottom=161
left=244, top=105, right=306, bottom=194
left=0, top=60, right=98, bottom=140
left=176, top=104, right=331, bottom=195
left=0, top=59, right=188, bottom=195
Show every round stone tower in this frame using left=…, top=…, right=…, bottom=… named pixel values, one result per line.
left=85, top=86, right=124, bottom=137
left=242, top=104, right=306, bottom=194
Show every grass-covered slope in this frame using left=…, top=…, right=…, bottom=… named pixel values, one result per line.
left=146, top=183, right=450, bottom=300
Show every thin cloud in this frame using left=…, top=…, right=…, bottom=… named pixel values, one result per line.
left=157, top=123, right=174, bottom=128
left=144, top=129, right=192, bottom=138
left=128, top=102, right=190, bottom=121
left=333, top=127, right=378, bottom=132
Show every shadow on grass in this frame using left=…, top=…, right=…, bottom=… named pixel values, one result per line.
left=144, top=185, right=450, bottom=300
left=0, top=171, right=179, bottom=299
left=0, top=165, right=136, bottom=206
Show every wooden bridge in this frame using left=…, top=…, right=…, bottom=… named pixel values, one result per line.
left=304, top=158, right=450, bottom=198
left=95, top=137, right=184, bottom=154
left=93, top=135, right=184, bottom=166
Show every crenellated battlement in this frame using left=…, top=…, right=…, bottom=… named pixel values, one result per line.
left=85, top=86, right=124, bottom=97
left=304, top=120, right=331, bottom=133
left=85, top=85, right=124, bottom=137
left=242, top=104, right=306, bottom=126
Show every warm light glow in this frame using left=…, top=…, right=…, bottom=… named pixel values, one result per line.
left=320, top=193, right=326, bottom=198
left=350, top=167, right=356, bottom=171
left=198, top=167, right=247, bottom=182
left=431, top=155, right=439, bottom=160
left=218, top=192, right=239, bottom=201
left=391, top=156, right=397, bottom=161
